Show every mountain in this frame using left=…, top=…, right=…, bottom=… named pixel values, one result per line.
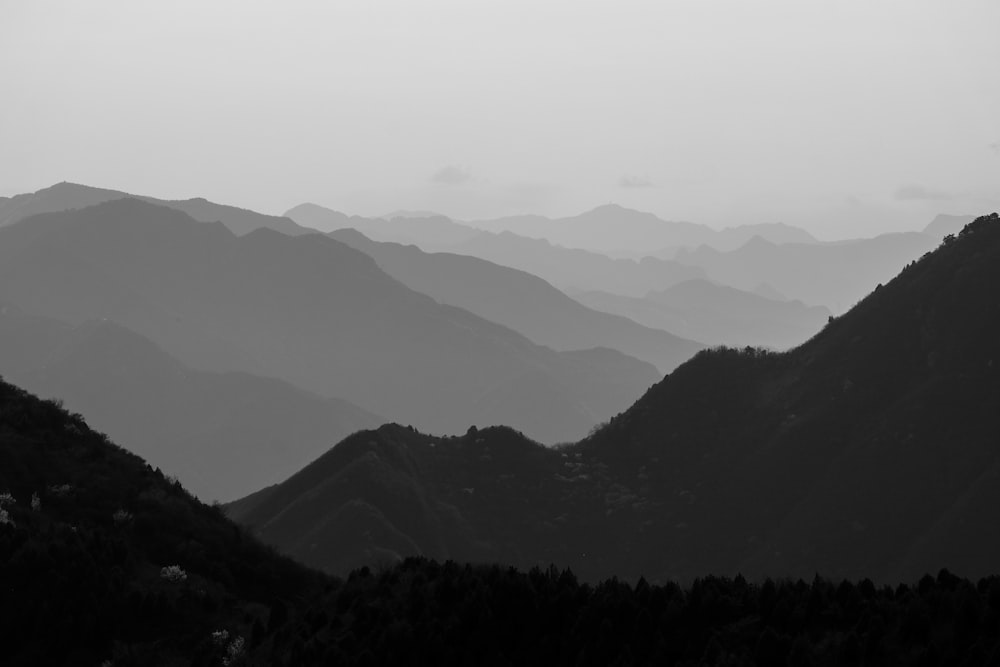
left=674, top=232, right=940, bottom=312
left=0, top=304, right=382, bottom=501
left=288, top=203, right=708, bottom=298
left=923, top=213, right=977, bottom=241
left=452, top=230, right=707, bottom=297
left=7, top=375, right=992, bottom=665
left=0, top=374, right=327, bottom=665
left=0, top=182, right=126, bottom=227
left=0, top=181, right=313, bottom=236
left=378, top=208, right=443, bottom=219
left=285, top=202, right=481, bottom=246
left=232, top=214, right=1000, bottom=584
left=466, top=204, right=817, bottom=254
left=328, top=229, right=703, bottom=373
left=0, top=198, right=658, bottom=443
left=572, top=279, right=831, bottom=350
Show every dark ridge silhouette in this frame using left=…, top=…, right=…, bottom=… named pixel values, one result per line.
left=467, top=203, right=818, bottom=254
left=0, top=304, right=382, bottom=501
left=0, top=198, right=658, bottom=443
left=674, top=231, right=942, bottom=312
left=5, top=375, right=999, bottom=664
left=328, top=228, right=703, bottom=372
left=231, top=214, right=1000, bottom=584
left=0, top=181, right=313, bottom=236
left=0, top=374, right=325, bottom=664
left=571, top=279, right=831, bottom=350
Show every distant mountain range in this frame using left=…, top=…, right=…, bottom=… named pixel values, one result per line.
left=465, top=203, right=820, bottom=254
left=286, top=202, right=482, bottom=246
left=673, top=232, right=942, bottom=313
left=570, top=279, right=831, bottom=350
left=288, top=206, right=711, bottom=298
left=0, top=197, right=658, bottom=444
left=0, top=303, right=381, bottom=501
left=327, top=228, right=703, bottom=373
left=0, top=181, right=313, bottom=236
left=231, top=214, right=1000, bottom=583
left=285, top=201, right=956, bottom=313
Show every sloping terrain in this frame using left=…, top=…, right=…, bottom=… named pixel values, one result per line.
left=233, top=214, right=1000, bottom=584
left=5, top=375, right=996, bottom=665
left=0, top=376, right=324, bottom=665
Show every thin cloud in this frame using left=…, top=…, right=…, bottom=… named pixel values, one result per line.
left=619, top=174, right=654, bottom=188
left=989, top=141, right=1000, bottom=156
left=430, top=165, right=473, bottom=185
left=893, top=184, right=956, bottom=201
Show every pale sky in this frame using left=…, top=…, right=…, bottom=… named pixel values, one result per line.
left=2, top=0, right=999, bottom=239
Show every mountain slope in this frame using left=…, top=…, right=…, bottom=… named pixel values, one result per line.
left=233, top=214, right=1000, bottom=584
left=572, top=279, right=830, bottom=349
left=0, top=198, right=658, bottom=443
left=329, top=228, right=703, bottom=372
left=7, top=375, right=993, bottom=666
left=0, top=305, right=382, bottom=501
left=584, top=213, right=1000, bottom=581
left=0, top=375, right=325, bottom=665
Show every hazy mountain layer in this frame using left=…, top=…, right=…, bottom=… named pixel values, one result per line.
left=0, top=181, right=313, bottom=236
left=0, top=198, right=658, bottom=443
left=571, top=279, right=831, bottom=350
left=674, top=232, right=941, bottom=313
left=450, top=230, right=707, bottom=297
left=0, top=304, right=382, bottom=501
left=466, top=203, right=818, bottom=254
left=232, top=214, right=1000, bottom=584
left=328, top=228, right=703, bottom=372
left=286, top=202, right=482, bottom=246
left=286, top=201, right=714, bottom=298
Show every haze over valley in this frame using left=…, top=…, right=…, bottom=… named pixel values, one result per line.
left=3, top=2, right=1000, bottom=664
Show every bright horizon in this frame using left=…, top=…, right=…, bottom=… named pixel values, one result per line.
left=3, top=1, right=999, bottom=241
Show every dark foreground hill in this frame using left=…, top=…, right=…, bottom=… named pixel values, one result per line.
left=232, top=214, right=1000, bottom=585
left=5, top=376, right=1000, bottom=665
left=0, top=376, right=323, bottom=664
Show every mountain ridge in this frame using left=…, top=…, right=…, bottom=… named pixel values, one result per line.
left=0, top=198, right=659, bottom=443
left=231, top=213, right=1000, bottom=584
